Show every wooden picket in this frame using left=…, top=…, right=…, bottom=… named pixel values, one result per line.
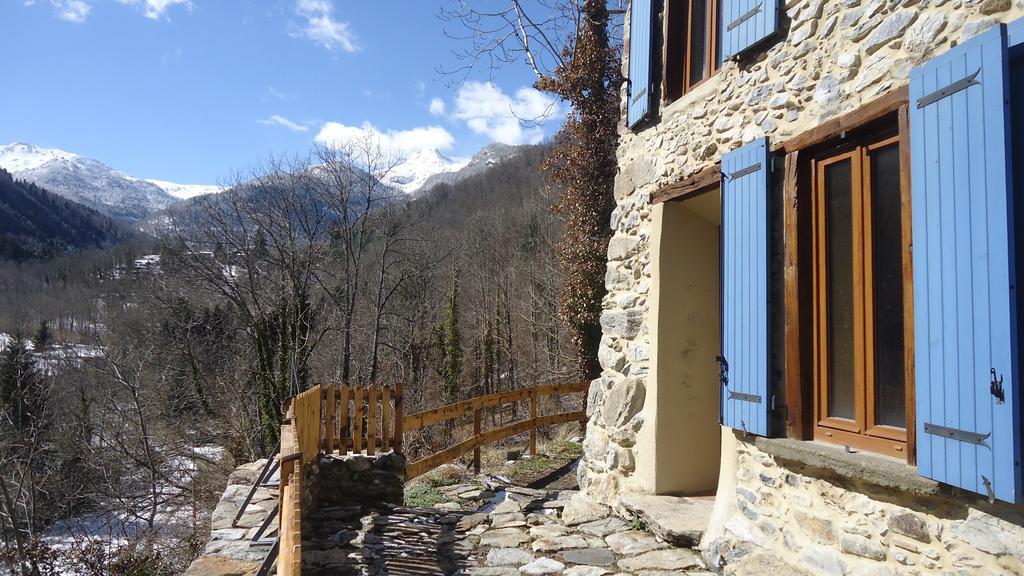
left=353, top=386, right=363, bottom=453
left=338, top=384, right=350, bottom=452
left=382, top=385, right=392, bottom=452
left=368, top=385, right=378, bottom=454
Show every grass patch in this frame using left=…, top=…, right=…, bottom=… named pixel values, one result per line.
left=404, top=483, right=452, bottom=508
left=403, top=463, right=482, bottom=507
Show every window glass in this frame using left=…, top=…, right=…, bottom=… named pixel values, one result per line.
left=870, top=144, right=905, bottom=427
left=687, top=0, right=708, bottom=87
left=825, top=159, right=856, bottom=421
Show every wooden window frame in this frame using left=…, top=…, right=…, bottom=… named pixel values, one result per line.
left=810, top=135, right=910, bottom=459
left=663, top=0, right=720, bottom=102
left=779, top=90, right=916, bottom=463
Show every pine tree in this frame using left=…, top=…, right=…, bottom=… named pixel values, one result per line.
left=31, top=321, right=50, bottom=354
left=0, top=335, right=46, bottom=434
left=435, top=269, right=463, bottom=406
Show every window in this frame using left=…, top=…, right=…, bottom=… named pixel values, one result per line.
left=664, top=0, right=719, bottom=100
left=811, top=134, right=910, bottom=458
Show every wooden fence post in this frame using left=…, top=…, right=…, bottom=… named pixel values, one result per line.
left=394, top=381, right=404, bottom=454
left=529, top=390, right=537, bottom=456
left=473, top=406, right=481, bottom=474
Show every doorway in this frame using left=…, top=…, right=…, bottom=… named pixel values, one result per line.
left=639, top=189, right=723, bottom=495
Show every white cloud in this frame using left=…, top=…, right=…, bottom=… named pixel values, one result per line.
left=258, top=115, right=311, bottom=133
left=292, top=0, right=358, bottom=53
left=51, top=0, right=90, bottom=22
left=449, top=82, right=562, bottom=145
left=116, top=0, right=192, bottom=19
left=315, top=122, right=454, bottom=154
left=267, top=86, right=292, bottom=101
left=428, top=98, right=447, bottom=117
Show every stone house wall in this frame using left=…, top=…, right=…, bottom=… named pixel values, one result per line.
left=703, top=432, right=1024, bottom=575
left=580, top=0, right=1024, bottom=506
left=581, top=0, right=1024, bottom=573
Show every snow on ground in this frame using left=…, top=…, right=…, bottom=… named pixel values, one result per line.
left=37, top=443, right=229, bottom=575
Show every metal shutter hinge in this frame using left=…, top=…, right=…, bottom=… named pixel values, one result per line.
left=916, top=69, right=981, bottom=109
left=726, top=1, right=763, bottom=31
left=923, top=422, right=991, bottom=447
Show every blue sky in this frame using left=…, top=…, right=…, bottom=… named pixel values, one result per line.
left=0, top=0, right=565, bottom=184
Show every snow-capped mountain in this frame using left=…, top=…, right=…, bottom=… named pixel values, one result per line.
left=381, top=148, right=469, bottom=194
left=0, top=143, right=221, bottom=220
left=417, top=142, right=523, bottom=193
left=145, top=179, right=223, bottom=200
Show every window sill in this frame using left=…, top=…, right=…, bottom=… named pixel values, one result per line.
left=751, top=436, right=940, bottom=497
left=660, top=68, right=727, bottom=120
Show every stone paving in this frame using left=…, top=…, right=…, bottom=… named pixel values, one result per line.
left=302, top=478, right=713, bottom=575
left=186, top=462, right=714, bottom=576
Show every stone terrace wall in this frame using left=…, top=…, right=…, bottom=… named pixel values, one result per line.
left=579, top=0, right=1024, bottom=504
left=705, top=433, right=1024, bottom=575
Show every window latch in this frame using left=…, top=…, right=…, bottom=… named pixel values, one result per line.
left=990, top=368, right=1005, bottom=404
left=716, top=355, right=729, bottom=387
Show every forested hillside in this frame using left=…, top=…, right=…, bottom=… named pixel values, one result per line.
left=0, top=141, right=572, bottom=574
left=0, top=169, right=128, bottom=260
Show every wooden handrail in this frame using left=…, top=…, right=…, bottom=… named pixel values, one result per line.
left=403, top=381, right=588, bottom=480
left=273, top=380, right=588, bottom=574
left=403, top=381, right=587, bottom=432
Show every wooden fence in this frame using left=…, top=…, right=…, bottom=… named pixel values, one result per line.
left=274, top=380, right=586, bottom=576
left=402, top=381, right=588, bottom=479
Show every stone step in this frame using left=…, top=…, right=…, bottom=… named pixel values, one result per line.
left=619, top=493, right=715, bottom=548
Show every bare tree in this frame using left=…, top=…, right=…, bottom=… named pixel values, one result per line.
left=168, top=155, right=334, bottom=447
left=441, top=0, right=625, bottom=381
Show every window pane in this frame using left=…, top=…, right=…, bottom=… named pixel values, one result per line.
left=870, top=144, right=906, bottom=428
left=687, top=0, right=707, bottom=86
left=825, top=159, right=856, bottom=420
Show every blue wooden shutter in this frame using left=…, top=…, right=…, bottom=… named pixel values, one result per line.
left=720, top=137, right=771, bottom=436
left=627, top=0, right=652, bottom=128
left=1008, top=15, right=1024, bottom=48
left=720, top=0, right=779, bottom=61
left=910, top=24, right=1022, bottom=504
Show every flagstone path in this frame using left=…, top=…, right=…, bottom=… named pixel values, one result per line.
left=302, top=478, right=714, bottom=576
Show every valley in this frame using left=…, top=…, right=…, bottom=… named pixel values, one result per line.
left=0, top=138, right=573, bottom=575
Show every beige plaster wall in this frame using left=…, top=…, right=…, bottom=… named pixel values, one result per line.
left=647, top=197, right=723, bottom=495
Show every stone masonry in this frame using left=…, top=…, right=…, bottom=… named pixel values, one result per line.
left=705, top=435, right=1024, bottom=575
left=580, top=0, right=1024, bottom=505
left=581, top=0, right=1024, bottom=574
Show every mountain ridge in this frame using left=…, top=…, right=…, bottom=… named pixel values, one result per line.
left=0, top=143, right=220, bottom=220
left=0, top=167, right=129, bottom=259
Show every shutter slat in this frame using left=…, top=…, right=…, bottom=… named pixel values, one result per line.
left=627, top=0, right=652, bottom=128
left=720, top=0, right=779, bottom=60
left=910, top=24, right=1022, bottom=503
left=721, top=137, right=771, bottom=436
